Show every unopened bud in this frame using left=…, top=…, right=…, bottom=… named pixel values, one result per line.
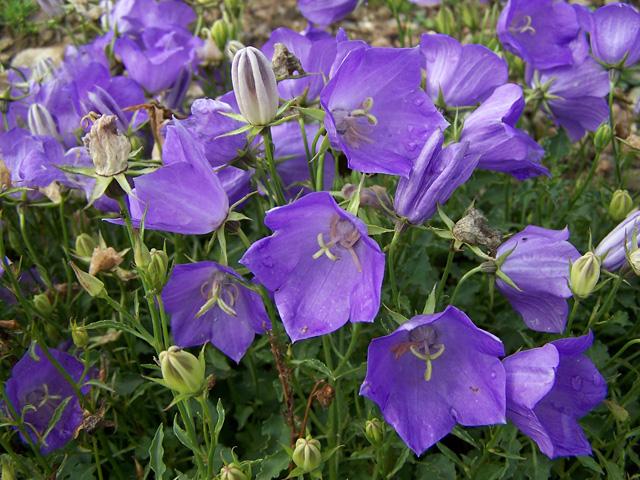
left=225, top=40, right=245, bottom=62
left=1, top=455, right=15, bottom=480
left=211, top=19, right=231, bottom=52
left=28, top=103, right=60, bottom=138
left=292, top=436, right=322, bottom=473
left=71, top=319, right=90, bottom=348
left=75, top=233, right=97, bottom=258
left=70, top=262, right=106, bottom=297
left=219, top=463, right=250, bottom=480
left=224, top=0, right=242, bottom=18
left=594, top=123, right=612, bottom=151
left=628, top=248, right=640, bottom=276
left=89, top=246, right=124, bottom=275
left=159, top=346, right=206, bottom=396
left=365, top=418, right=384, bottom=446
left=609, top=189, right=634, bottom=222
left=570, top=252, right=601, bottom=299
left=33, top=293, right=53, bottom=316
left=435, top=6, right=455, bottom=36
left=148, top=248, right=169, bottom=290
left=231, top=47, right=279, bottom=126
left=83, top=115, right=131, bottom=177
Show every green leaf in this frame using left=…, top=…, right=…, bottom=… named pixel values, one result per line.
left=422, top=284, right=437, bottom=315
left=289, top=358, right=335, bottom=381
left=367, top=224, right=395, bottom=236
left=416, top=454, right=456, bottom=480
left=213, top=398, right=226, bottom=444
left=577, top=456, right=604, bottom=474
left=41, top=396, right=72, bottom=447
left=383, top=304, right=409, bottom=325
left=386, top=446, right=410, bottom=478
left=149, top=424, right=166, bottom=480
left=296, top=106, right=326, bottom=122
left=437, top=204, right=455, bottom=230
left=256, top=451, right=290, bottom=480
left=85, top=319, right=154, bottom=346
left=173, top=414, right=198, bottom=451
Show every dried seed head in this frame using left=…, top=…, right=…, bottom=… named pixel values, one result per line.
left=83, top=115, right=131, bottom=177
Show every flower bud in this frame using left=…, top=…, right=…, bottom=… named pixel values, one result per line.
left=159, top=346, right=206, bottom=396
left=148, top=248, right=169, bottom=290
left=70, top=262, right=106, bottom=298
left=1, top=455, right=15, bottom=480
left=292, top=436, right=322, bottom=473
left=33, top=293, right=53, bottom=316
left=364, top=418, right=384, bottom=446
left=211, top=19, right=231, bottom=52
left=219, top=463, right=250, bottom=480
left=224, top=0, right=242, bottom=18
left=82, top=115, right=131, bottom=177
left=28, top=103, right=60, bottom=138
left=628, top=248, right=640, bottom=276
left=225, top=40, right=245, bottom=61
left=75, top=233, right=97, bottom=259
left=71, top=319, right=90, bottom=348
left=570, top=252, right=601, bottom=299
left=594, top=123, right=612, bottom=151
left=435, top=6, right=455, bottom=36
left=609, top=189, right=634, bottom=222
left=231, top=47, right=279, bottom=126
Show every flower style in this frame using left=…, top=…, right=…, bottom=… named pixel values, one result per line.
left=321, top=47, right=447, bottom=177
left=162, top=262, right=271, bottom=363
left=504, top=332, right=607, bottom=458
left=360, top=306, right=506, bottom=455
left=496, top=226, right=580, bottom=333
left=240, top=192, right=384, bottom=342
left=594, top=210, right=640, bottom=271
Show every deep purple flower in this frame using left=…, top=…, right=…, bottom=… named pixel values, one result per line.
left=504, top=332, right=607, bottom=458
left=420, top=34, right=508, bottom=107
left=535, top=58, right=609, bottom=141
left=360, top=306, right=506, bottom=455
left=496, top=226, right=580, bottom=333
left=394, top=130, right=474, bottom=224
left=4, top=346, right=89, bottom=454
left=584, top=3, right=640, bottom=68
left=162, top=262, right=270, bottom=363
left=297, top=0, right=358, bottom=25
left=461, top=83, right=548, bottom=180
left=594, top=210, right=640, bottom=271
left=321, top=47, right=447, bottom=177
left=108, top=0, right=196, bottom=34
left=497, top=0, right=583, bottom=70
left=240, top=192, right=384, bottom=342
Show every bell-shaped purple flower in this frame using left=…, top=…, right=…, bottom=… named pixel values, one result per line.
left=461, top=83, right=548, bottom=180
left=4, top=346, right=90, bottom=454
left=394, top=130, right=475, bottom=224
left=297, top=0, right=358, bottom=25
left=109, top=0, right=196, bottom=34
left=420, top=34, right=508, bottom=107
left=594, top=210, right=640, bottom=271
left=162, top=262, right=271, bottom=363
left=360, top=306, right=506, bottom=456
left=496, top=226, right=580, bottom=333
left=584, top=3, right=640, bottom=68
left=240, top=192, right=384, bottom=342
left=497, top=0, right=583, bottom=70
left=504, top=332, right=607, bottom=458
left=321, top=47, right=447, bottom=177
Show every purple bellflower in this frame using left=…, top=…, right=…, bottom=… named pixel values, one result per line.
left=240, top=192, right=384, bottom=342
left=4, top=346, right=90, bottom=454
left=496, top=226, right=580, bottom=333
left=594, top=210, right=640, bottom=271
left=420, top=34, right=508, bottom=107
left=297, top=0, right=358, bottom=26
left=394, top=130, right=475, bottom=224
left=460, top=83, right=548, bottom=180
left=162, top=262, right=271, bottom=363
left=108, top=0, right=196, bottom=34
left=360, top=306, right=506, bottom=456
left=497, top=0, right=583, bottom=70
left=321, top=47, right=447, bottom=177
left=583, top=3, right=640, bottom=68
left=504, top=332, right=607, bottom=458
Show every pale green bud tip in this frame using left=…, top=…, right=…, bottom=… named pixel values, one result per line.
left=159, top=346, right=205, bottom=396
left=33, top=293, right=53, bottom=316
left=594, top=123, right=612, bottom=151
left=211, top=19, right=230, bottom=52
left=148, top=249, right=169, bottom=289
left=292, top=436, right=322, bottom=473
left=609, top=189, right=634, bottom=222
left=75, top=233, right=97, bottom=258
left=365, top=418, right=384, bottom=445
left=219, top=463, right=250, bottom=480
left=70, top=262, right=106, bottom=297
left=570, top=252, right=601, bottom=299
left=628, top=249, right=640, bottom=276
left=71, top=320, right=90, bottom=348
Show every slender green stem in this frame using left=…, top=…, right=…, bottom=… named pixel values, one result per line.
left=262, top=127, right=287, bottom=205
left=587, top=273, right=623, bottom=332
left=335, top=323, right=360, bottom=375
left=92, top=437, right=105, bottom=480
left=435, top=245, right=455, bottom=310
left=177, top=400, right=207, bottom=477
left=568, top=151, right=601, bottom=210
left=298, top=117, right=315, bottom=186
left=315, top=149, right=327, bottom=192
left=566, top=299, right=580, bottom=333
left=17, top=206, right=52, bottom=288
left=449, top=265, right=484, bottom=306
left=608, top=73, right=621, bottom=186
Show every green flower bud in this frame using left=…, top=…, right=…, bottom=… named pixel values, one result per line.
left=159, top=346, right=206, bottom=396
left=133, top=237, right=151, bottom=269
left=211, top=19, right=231, bottom=53
left=365, top=418, right=384, bottom=446
left=148, top=248, right=169, bottom=290
left=75, top=233, right=97, bottom=258
left=219, top=463, right=250, bottom=480
left=435, top=6, right=455, bottom=36
left=33, top=293, right=53, bottom=316
left=292, top=436, right=322, bottom=473
left=594, top=123, right=612, bottom=151
left=628, top=248, right=640, bottom=276
left=608, top=189, right=634, bottom=222
left=570, top=252, right=601, bottom=299
left=1, top=455, right=15, bottom=480
left=224, top=0, right=242, bottom=18
left=71, top=320, right=90, bottom=348
left=70, top=262, right=106, bottom=298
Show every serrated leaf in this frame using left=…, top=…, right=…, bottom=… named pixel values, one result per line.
left=256, top=451, right=290, bottom=480
left=149, top=424, right=166, bottom=480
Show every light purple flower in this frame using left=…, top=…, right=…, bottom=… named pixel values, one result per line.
left=504, top=332, right=607, bottom=458
left=321, top=47, right=447, bottom=177
left=162, top=262, right=270, bottom=363
left=461, top=83, right=548, bottom=180
left=240, top=192, right=384, bottom=342
left=594, top=210, right=640, bottom=271
left=4, top=346, right=90, bottom=454
left=297, top=0, right=358, bottom=25
left=108, top=0, right=196, bottom=34
left=394, top=130, right=474, bottom=224
left=584, top=3, right=640, bottom=68
left=360, top=306, right=506, bottom=455
left=420, top=34, right=508, bottom=107
left=497, top=226, right=580, bottom=333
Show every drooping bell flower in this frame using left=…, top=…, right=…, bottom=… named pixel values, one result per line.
left=582, top=3, right=640, bottom=68
left=394, top=130, right=474, bottom=224
left=496, top=226, right=580, bottom=333
left=360, top=306, right=506, bottom=455
left=420, top=34, right=508, bottom=107
left=594, top=210, right=640, bottom=271
left=240, top=192, right=384, bottom=342
left=231, top=47, right=280, bottom=126
left=504, top=332, right=607, bottom=458
left=162, top=262, right=271, bottom=363
left=108, top=0, right=197, bottom=35
left=497, top=0, right=584, bottom=70
left=321, top=47, right=447, bottom=177
left=297, top=0, right=358, bottom=26
left=4, top=346, right=90, bottom=454
left=460, top=83, right=548, bottom=180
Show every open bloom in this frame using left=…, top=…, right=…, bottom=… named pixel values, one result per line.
left=321, top=47, right=447, bottom=177
left=297, top=0, right=358, bottom=25
left=496, top=226, right=580, bottom=333
left=394, top=130, right=474, bottom=224
left=583, top=3, right=640, bottom=68
left=360, top=306, right=506, bottom=455
left=594, top=210, right=640, bottom=271
left=4, top=346, right=89, bottom=454
left=108, top=0, right=196, bottom=34
left=420, top=34, right=508, bottom=107
left=240, top=192, right=384, bottom=342
left=162, top=262, right=271, bottom=363
left=504, top=332, right=607, bottom=458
